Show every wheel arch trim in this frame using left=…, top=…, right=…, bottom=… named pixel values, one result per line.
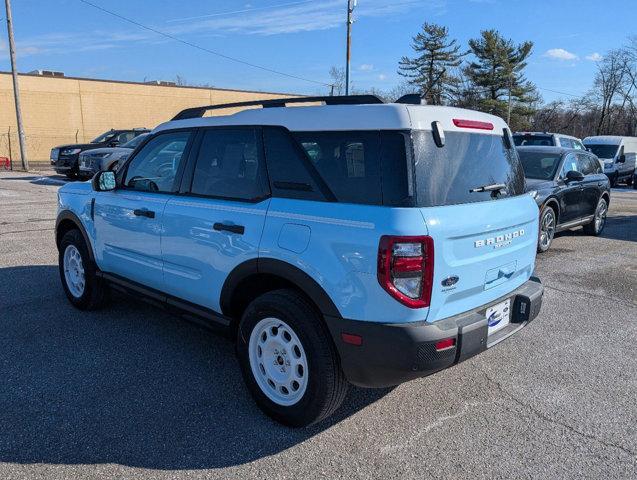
left=220, top=258, right=341, bottom=319
left=55, top=210, right=96, bottom=262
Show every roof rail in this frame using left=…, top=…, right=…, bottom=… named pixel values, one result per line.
left=171, top=94, right=384, bottom=121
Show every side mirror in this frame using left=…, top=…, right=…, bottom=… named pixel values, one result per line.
left=92, top=170, right=117, bottom=192
left=617, top=154, right=626, bottom=163
left=565, top=170, right=585, bottom=182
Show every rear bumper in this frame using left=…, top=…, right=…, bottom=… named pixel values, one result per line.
left=324, top=277, right=543, bottom=388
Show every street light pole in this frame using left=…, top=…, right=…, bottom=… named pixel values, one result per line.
left=4, top=0, right=28, bottom=171
left=345, top=0, right=356, bottom=96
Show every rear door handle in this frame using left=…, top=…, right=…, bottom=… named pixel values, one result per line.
left=133, top=209, right=155, bottom=218
left=213, top=223, right=245, bottom=235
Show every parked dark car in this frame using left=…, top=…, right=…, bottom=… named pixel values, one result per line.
left=50, top=128, right=149, bottom=178
left=78, top=132, right=150, bottom=180
left=517, top=146, right=611, bottom=252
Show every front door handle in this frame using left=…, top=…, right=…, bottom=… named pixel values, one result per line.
left=213, top=223, right=245, bottom=235
left=133, top=209, right=155, bottom=218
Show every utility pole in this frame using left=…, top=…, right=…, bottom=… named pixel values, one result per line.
left=4, top=0, right=28, bottom=170
left=345, top=0, right=356, bottom=96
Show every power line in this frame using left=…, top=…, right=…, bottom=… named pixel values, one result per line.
left=166, top=0, right=316, bottom=23
left=76, top=0, right=332, bottom=88
left=537, top=86, right=582, bottom=98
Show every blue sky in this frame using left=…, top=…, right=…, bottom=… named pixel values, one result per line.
left=1, top=0, right=635, bottom=102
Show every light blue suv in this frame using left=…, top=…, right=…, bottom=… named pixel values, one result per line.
left=55, top=95, right=543, bottom=426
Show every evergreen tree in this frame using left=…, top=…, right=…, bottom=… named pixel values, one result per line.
left=398, top=23, right=465, bottom=105
left=463, top=29, right=540, bottom=129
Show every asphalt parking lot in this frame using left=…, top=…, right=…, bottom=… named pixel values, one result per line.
left=0, top=170, right=635, bottom=480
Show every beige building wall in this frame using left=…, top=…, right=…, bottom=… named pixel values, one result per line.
left=0, top=72, right=296, bottom=167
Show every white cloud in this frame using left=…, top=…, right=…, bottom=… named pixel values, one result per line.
left=544, top=48, right=579, bottom=61
left=359, top=64, right=374, bottom=71
left=586, top=52, right=602, bottom=62
left=166, top=0, right=443, bottom=36
left=378, top=73, right=387, bottom=81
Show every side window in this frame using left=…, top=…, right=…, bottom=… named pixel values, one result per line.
left=292, top=131, right=382, bottom=205
left=577, top=154, right=594, bottom=175
left=124, top=131, right=192, bottom=193
left=117, top=132, right=135, bottom=144
left=560, top=153, right=579, bottom=178
left=559, top=137, right=573, bottom=149
left=191, top=128, right=269, bottom=201
left=573, top=140, right=585, bottom=150
left=263, top=128, right=327, bottom=201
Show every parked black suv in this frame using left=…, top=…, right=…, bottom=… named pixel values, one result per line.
left=517, top=146, right=611, bottom=252
left=50, top=128, right=149, bottom=178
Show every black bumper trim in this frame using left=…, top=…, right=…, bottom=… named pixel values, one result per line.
left=324, top=277, right=544, bottom=388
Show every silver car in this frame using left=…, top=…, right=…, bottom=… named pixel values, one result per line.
left=78, top=133, right=149, bottom=179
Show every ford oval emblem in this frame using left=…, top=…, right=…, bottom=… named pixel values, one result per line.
left=441, top=276, right=459, bottom=287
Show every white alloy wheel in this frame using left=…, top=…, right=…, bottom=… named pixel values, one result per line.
left=63, top=244, right=85, bottom=298
left=248, top=317, right=309, bottom=406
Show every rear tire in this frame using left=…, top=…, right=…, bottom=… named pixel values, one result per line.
left=58, top=229, right=107, bottom=310
left=627, top=171, right=634, bottom=186
left=537, top=205, right=556, bottom=253
left=583, top=197, right=608, bottom=236
left=236, top=289, right=348, bottom=427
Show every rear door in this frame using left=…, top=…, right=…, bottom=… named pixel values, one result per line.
left=577, top=153, right=601, bottom=217
left=410, top=127, right=539, bottom=322
left=160, top=127, right=270, bottom=311
left=93, top=130, right=194, bottom=291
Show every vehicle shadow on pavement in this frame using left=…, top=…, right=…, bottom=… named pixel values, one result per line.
left=0, top=265, right=391, bottom=470
left=0, top=175, right=69, bottom=185
left=602, top=214, right=637, bottom=242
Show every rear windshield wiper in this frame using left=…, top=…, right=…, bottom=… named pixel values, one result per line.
left=469, top=183, right=507, bottom=193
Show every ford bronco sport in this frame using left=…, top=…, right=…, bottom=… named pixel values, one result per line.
left=55, top=95, right=543, bottom=427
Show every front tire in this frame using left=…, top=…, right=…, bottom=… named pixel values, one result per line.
left=58, top=229, right=107, bottom=310
left=537, top=206, right=556, bottom=253
left=583, top=197, right=608, bottom=236
left=237, top=289, right=348, bottom=427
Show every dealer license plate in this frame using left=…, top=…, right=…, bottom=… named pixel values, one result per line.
left=486, top=299, right=511, bottom=336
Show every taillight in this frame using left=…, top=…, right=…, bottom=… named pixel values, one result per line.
left=377, top=236, right=434, bottom=308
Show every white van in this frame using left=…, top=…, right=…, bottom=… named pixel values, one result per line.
left=583, top=136, right=637, bottom=186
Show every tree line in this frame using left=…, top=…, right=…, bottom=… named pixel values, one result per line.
left=331, top=23, right=637, bottom=136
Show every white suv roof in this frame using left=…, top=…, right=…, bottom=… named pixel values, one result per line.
left=155, top=102, right=508, bottom=136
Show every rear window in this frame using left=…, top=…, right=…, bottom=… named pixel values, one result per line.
left=513, top=134, right=554, bottom=147
left=412, top=130, right=525, bottom=207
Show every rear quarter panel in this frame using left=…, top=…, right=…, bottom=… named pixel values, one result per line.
left=260, top=199, right=432, bottom=323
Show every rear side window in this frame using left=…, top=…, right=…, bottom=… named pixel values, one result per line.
left=559, top=137, right=574, bottom=149
left=293, top=131, right=382, bottom=205
left=191, top=128, right=269, bottom=201
left=263, top=127, right=328, bottom=202
left=412, top=131, right=525, bottom=207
